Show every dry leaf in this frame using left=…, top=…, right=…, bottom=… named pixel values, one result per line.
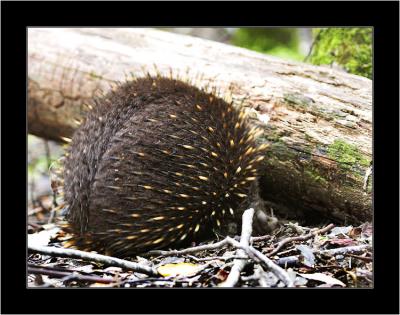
left=298, top=272, right=346, bottom=287
left=328, top=226, right=353, bottom=237
left=157, top=263, right=201, bottom=277
left=216, top=269, right=229, bottom=282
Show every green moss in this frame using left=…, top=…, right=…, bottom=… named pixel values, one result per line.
left=304, top=168, right=328, bottom=185
left=284, top=92, right=315, bottom=109
left=308, top=28, right=372, bottom=79
left=327, top=139, right=370, bottom=170
left=264, top=130, right=284, bottom=143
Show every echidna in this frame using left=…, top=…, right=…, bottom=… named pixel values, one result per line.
left=63, top=75, right=272, bottom=257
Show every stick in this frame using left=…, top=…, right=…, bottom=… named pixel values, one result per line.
left=146, top=231, right=294, bottom=286
left=275, top=244, right=372, bottom=267
left=267, top=223, right=335, bottom=257
left=144, top=238, right=232, bottom=257
left=186, top=255, right=244, bottom=262
left=344, top=253, right=373, bottom=262
left=250, top=235, right=272, bottom=242
left=28, top=265, right=116, bottom=284
left=224, top=237, right=295, bottom=287
left=28, top=244, right=159, bottom=277
left=146, top=208, right=294, bottom=287
left=320, top=244, right=372, bottom=256
left=220, top=208, right=254, bottom=287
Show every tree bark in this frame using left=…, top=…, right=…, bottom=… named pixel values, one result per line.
left=28, top=28, right=372, bottom=224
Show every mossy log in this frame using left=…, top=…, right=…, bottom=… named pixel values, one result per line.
left=28, top=28, right=372, bottom=224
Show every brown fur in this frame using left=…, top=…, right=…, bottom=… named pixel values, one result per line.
left=63, top=76, right=266, bottom=257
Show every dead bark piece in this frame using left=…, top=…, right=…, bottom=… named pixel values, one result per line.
left=27, top=28, right=372, bottom=224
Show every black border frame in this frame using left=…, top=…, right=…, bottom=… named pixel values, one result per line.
left=2, top=1, right=399, bottom=314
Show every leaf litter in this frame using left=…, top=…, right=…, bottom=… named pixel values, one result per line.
left=28, top=194, right=372, bottom=288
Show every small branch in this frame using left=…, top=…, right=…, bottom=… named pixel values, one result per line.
left=28, top=244, right=159, bottom=277
left=120, top=277, right=194, bottom=287
left=146, top=214, right=294, bottom=287
left=186, top=255, right=244, bottom=262
left=145, top=238, right=231, bottom=257
left=220, top=208, right=254, bottom=287
left=320, top=244, right=372, bottom=256
left=268, top=223, right=335, bottom=257
left=344, top=253, right=373, bottom=262
left=250, top=235, right=272, bottom=242
left=224, top=237, right=294, bottom=287
left=275, top=244, right=372, bottom=267
left=28, top=265, right=116, bottom=284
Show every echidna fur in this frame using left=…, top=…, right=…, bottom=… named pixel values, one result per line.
left=63, top=75, right=269, bottom=257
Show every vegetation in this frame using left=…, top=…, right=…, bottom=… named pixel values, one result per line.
left=327, top=139, right=370, bottom=171
left=308, top=28, right=372, bottom=79
left=231, top=28, right=305, bottom=61
left=231, top=27, right=372, bottom=79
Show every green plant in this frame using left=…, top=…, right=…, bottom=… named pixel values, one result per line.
left=231, top=28, right=304, bottom=61
left=308, top=28, right=372, bottom=79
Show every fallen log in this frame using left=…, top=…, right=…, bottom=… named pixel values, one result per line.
left=28, top=28, right=372, bottom=224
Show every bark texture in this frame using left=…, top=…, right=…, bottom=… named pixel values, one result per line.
left=28, top=28, right=372, bottom=224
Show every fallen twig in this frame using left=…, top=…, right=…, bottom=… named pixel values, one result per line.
left=275, top=244, right=372, bottom=267
left=28, top=264, right=116, bottom=284
left=28, top=244, right=159, bottom=277
left=121, top=277, right=194, bottom=287
left=220, top=208, right=254, bottom=287
left=186, top=255, right=244, bottom=262
left=146, top=208, right=294, bottom=287
left=250, top=235, right=272, bottom=242
left=145, top=238, right=232, bottom=257
left=320, top=244, right=372, bottom=256
left=224, top=237, right=295, bottom=287
left=344, top=253, right=373, bottom=262
left=267, top=223, right=335, bottom=257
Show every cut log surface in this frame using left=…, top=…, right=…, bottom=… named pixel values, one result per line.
left=28, top=28, right=372, bottom=224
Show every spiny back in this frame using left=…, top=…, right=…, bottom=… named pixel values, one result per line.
left=63, top=76, right=266, bottom=257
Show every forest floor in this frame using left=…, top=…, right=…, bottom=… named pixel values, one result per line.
left=27, top=136, right=372, bottom=288
left=27, top=210, right=373, bottom=288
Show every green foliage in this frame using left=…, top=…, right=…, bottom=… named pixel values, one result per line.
left=308, top=28, right=372, bottom=79
left=231, top=28, right=304, bottom=61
